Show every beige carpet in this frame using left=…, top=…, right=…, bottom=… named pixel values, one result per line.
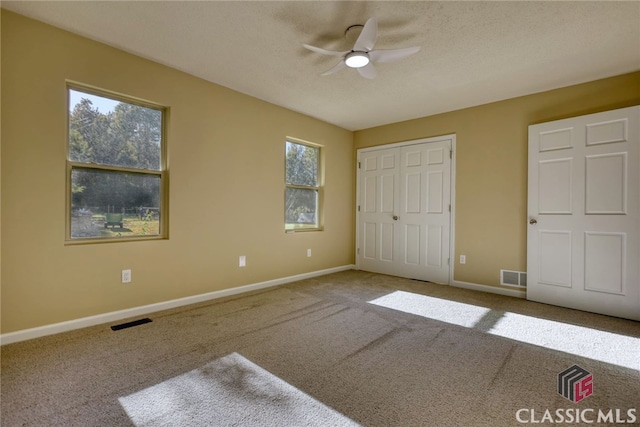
left=2, top=270, right=639, bottom=426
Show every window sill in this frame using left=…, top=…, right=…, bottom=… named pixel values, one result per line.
left=65, top=235, right=168, bottom=245
left=285, top=228, right=323, bottom=234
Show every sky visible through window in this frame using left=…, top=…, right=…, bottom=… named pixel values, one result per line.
left=69, top=89, right=119, bottom=113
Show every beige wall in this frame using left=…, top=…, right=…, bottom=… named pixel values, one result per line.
left=1, top=11, right=354, bottom=333
left=355, top=72, right=640, bottom=287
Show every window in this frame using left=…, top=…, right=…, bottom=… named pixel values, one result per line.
left=285, top=140, right=322, bottom=231
left=67, top=86, right=167, bottom=241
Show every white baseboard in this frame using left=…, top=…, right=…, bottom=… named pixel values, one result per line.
left=451, top=280, right=526, bottom=299
left=0, top=265, right=355, bottom=346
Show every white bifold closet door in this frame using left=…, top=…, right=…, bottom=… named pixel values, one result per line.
left=527, top=106, right=639, bottom=320
left=358, top=138, right=452, bottom=284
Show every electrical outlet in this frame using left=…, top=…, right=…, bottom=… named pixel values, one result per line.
left=460, top=255, right=466, bottom=265
left=122, top=269, right=132, bottom=283
left=307, top=249, right=312, bottom=257
left=239, top=255, right=246, bottom=267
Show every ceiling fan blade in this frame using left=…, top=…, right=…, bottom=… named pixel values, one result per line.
left=303, top=44, right=349, bottom=57
left=321, top=60, right=347, bottom=76
left=357, top=62, right=377, bottom=79
left=353, top=17, right=377, bottom=52
left=369, top=46, right=421, bottom=63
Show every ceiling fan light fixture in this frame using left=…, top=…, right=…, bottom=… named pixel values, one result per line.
left=345, top=51, right=370, bottom=68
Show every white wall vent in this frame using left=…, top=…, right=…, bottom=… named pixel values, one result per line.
left=501, top=270, right=527, bottom=287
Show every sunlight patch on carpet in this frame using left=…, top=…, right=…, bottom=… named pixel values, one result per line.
left=119, top=352, right=359, bottom=426
left=369, top=291, right=639, bottom=371
left=369, top=291, right=491, bottom=327
left=487, top=312, right=639, bottom=370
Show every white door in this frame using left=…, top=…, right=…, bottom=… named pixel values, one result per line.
left=527, top=106, right=639, bottom=321
left=358, top=146, right=400, bottom=278
left=358, top=138, right=452, bottom=283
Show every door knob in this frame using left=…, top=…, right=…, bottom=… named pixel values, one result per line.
left=393, top=215, right=399, bottom=220
left=529, top=218, right=537, bottom=225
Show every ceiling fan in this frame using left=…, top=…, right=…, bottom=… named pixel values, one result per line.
left=303, top=17, right=420, bottom=79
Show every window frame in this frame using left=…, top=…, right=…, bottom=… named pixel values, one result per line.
left=284, top=138, right=323, bottom=232
left=65, top=83, right=169, bottom=243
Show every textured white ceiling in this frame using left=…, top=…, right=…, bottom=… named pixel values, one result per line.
left=3, top=1, right=639, bottom=130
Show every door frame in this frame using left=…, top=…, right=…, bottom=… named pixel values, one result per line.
left=355, top=134, right=457, bottom=284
